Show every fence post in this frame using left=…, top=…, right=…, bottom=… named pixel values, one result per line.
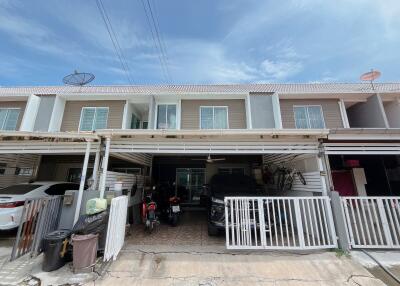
left=294, top=199, right=305, bottom=248
left=329, top=191, right=350, bottom=250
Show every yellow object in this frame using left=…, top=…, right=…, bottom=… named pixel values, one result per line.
left=86, top=198, right=107, bottom=215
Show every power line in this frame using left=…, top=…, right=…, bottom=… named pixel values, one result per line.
left=140, top=0, right=171, bottom=82
left=95, top=0, right=135, bottom=84
left=146, top=0, right=172, bottom=81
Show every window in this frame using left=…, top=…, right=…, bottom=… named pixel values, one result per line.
left=130, top=113, right=141, bottom=129
left=79, top=107, right=109, bottom=131
left=0, top=108, right=20, bottom=131
left=15, top=167, right=34, bottom=176
left=293, top=106, right=325, bottom=129
left=157, top=104, right=176, bottom=129
left=200, top=106, right=228, bottom=129
left=45, top=183, right=80, bottom=196
left=112, top=168, right=142, bottom=174
left=142, top=121, right=148, bottom=129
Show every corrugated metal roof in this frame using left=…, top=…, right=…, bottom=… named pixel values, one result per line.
left=0, top=83, right=400, bottom=95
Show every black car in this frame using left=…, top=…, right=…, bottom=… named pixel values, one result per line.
left=204, top=173, right=265, bottom=236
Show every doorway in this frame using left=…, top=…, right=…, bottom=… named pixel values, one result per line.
left=176, top=168, right=206, bottom=205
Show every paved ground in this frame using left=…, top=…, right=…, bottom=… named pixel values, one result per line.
left=0, top=211, right=396, bottom=285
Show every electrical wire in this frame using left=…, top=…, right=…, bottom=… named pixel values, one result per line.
left=140, top=0, right=170, bottom=82
left=95, top=0, right=135, bottom=84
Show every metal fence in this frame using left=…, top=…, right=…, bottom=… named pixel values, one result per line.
left=224, top=196, right=337, bottom=250
left=104, top=195, right=128, bottom=261
left=10, top=196, right=63, bottom=261
left=341, top=197, right=400, bottom=249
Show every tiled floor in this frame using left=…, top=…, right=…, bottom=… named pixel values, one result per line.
left=126, top=210, right=225, bottom=246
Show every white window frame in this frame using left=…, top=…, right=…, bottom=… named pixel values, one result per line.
left=0, top=108, right=21, bottom=131
left=155, top=103, right=178, bottom=130
left=199, top=106, right=229, bottom=129
left=78, top=107, right=109, bottom=131
left=293, top=105, right=325, bottom=129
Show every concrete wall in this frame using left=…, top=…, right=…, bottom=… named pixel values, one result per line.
left=0, top=101, right=27, bottom=130
left=181, top=99, right=246, bottom=129
left=60, top=100, right=125, bottom=131
left=383, top=100, right=400, bottom=128
left=347, top=94, right=389, bottom=128
left=280, top=99, right=343, bottom=129
left=249, top=95, right=275, bottom=128
left=33, top=96, right=56, bottom=131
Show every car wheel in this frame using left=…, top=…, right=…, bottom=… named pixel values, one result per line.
left=208, top=223, right=219, bottom=236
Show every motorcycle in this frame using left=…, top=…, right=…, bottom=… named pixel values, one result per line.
left=168, top=195, right=181, bottom=226
left=142, top=193, right=158, bottom=233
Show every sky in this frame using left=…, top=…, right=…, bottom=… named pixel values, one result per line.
left=0, top=0, right=399, bottom=86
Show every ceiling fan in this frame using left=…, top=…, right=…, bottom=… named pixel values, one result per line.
left=191, top=154, right=226, bottom=163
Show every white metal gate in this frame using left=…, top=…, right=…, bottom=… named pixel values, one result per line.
left=225, top=196, right=337, bottom=250
left=341, top=197, right=400, bottom=249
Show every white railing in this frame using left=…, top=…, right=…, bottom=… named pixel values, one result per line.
left=224, top=196, right=337, bottom=250
left=341, top=197, right=400, bottom=248
left=104, top=196, right=128, bottom=261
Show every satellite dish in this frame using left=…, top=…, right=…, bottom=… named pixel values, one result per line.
left=360, top=69, right=381, bottom=90
left=63, top=70, right=95, bottom=86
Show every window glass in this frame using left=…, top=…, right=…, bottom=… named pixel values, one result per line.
left=294, top=106, right=308, bottom=128
left=307, top=106, right=325, bottom=128
left=80, top=108, right=96, bottom=131
left=200, top=107, right=228, bottom=129
left=157, top=105, right=167, bottom=129
left=200, top=107, right=213, bottom=129
left=214, top=107, right=228, bottom=129
left=79, top=107, right=108, bottom=131
left=157, top=104, right=176, bottom=129
left=142, top=121, right=148, bottom=129
left=0, top=109, right=20, bottom=131
left=94, top=108, right=108, bottom=130
left=131, top=114, right=141, bottom=129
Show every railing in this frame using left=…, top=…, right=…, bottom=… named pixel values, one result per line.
left=104, top=196, right=128, bottom=261
left=224, top=196, right=337, bottom=250
left=11, top=196, right=63, bottom=261
left=341, top=197, right=400, bottom=248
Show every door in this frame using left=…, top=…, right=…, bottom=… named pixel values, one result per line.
left=176, top=168, right=205, bottom=205
left=332, top=171, right=357, bottom=196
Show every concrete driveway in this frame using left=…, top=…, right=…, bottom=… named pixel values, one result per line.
left=90, top=244, right=385, bottom=286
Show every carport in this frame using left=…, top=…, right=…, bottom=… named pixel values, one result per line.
left=96, top=129, right=337, bottom=250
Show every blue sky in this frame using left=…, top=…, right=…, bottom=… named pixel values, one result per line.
left=0, top=0, right=399, bottom=86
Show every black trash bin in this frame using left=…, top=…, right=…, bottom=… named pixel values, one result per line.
left=42, top=229, right=71, bottom=272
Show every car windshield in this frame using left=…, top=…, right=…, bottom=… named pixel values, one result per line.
left=0, top=184, right=42, bottom=195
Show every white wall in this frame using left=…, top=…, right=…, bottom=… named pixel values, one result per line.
left=48, top=96, right=66, bottom=132
left=384, top=99, right=400, bottom=128
left=347, top=94, right=389, bottom=128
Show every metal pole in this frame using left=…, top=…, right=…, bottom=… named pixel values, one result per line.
left=74, top=140, right=92, bottom=224
left=99, top=137, right=111, bottom=199
left=92, top=150, right=100, bottom=190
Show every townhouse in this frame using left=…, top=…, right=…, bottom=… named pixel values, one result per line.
left=1, top=83, right=400, bottom=250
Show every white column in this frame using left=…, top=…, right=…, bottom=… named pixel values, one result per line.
left=20, top=94, right=41, bottom=131
left=99, top=136, right=111, bottom=199
left=245, top=94, right=253, bottom=129
left=92, top=149, right=101, bottom=190
left=338, top=99, right=350, bottom=128
left=317, top=155, right=328, bottom=196
left=74, top=140, right=92, bottom=224
left=271, top=93, right=283, bottom=129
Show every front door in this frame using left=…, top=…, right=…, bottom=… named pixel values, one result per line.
left=176, top=168, right=205, bottom=205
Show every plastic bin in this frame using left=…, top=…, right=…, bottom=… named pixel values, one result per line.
left=72, top=233, right=98, bottom=272
left=42, top=229, right=71, bottom=272
left=72, top=210, right=109, bottom=251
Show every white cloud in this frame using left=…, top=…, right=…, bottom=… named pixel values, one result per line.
left=260, top=60, right=303, bottom=80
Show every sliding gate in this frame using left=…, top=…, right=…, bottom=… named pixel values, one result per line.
left=341, top=197, right=400, bottom=249
left=225, top=196, right=337, bottom=250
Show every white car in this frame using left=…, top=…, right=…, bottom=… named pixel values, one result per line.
left=0, top=182, right=80, bottom=230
